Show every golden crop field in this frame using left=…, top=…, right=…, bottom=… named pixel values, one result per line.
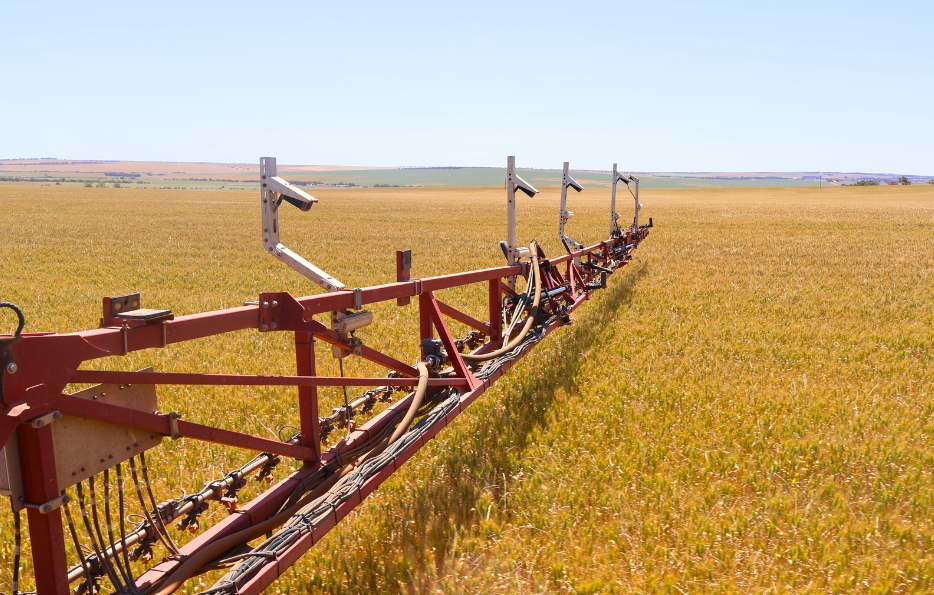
left=1, top=182, right=933, bottom=594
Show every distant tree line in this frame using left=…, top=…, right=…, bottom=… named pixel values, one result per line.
left=843, top=176, right=920, bottom=186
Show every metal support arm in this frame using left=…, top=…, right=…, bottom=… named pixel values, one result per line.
left=610, top=163, right=640, bottom=235
left=505, top=156, right=539, bottom=268
left=558, top=161, right=584, bottom=252
left=260, top=157, right=345, bottom=292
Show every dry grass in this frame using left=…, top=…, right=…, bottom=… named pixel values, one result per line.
left=1, top=183, right=933, bottom=594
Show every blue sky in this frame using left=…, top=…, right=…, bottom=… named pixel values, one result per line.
left=1, top=1, right=931, bottom=173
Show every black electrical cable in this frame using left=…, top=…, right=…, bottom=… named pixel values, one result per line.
left=128, top=457, right=177, bottom=558
left=81, top=479, right=125, bottom=593
left=106, top=469, right=140, bottom=592
left=116, top=464, right=141, bottom=594
left=0, top=302, right=25, bottom=337
left=138, top=453, right=180, bottom=554
left=11, top=504, right=21, bottom=595
left=63, top=498, right=99, bottom=595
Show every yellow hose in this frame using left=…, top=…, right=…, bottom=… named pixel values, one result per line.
left=462, top=241, right=542, bottom=363
left=389, top=361, right=429, bottom=444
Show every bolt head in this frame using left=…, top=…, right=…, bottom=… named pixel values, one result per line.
left=5, top=362, right=17, bottom=374
left=271, top=322, right=278, bottom=329
left=271, top=300, right=278, bottom=307
left=262, top=301, right=270, bottom=308
left=261, top=324, right=269, bottom=331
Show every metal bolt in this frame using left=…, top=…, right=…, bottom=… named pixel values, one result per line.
left=34, top=419, right=45, bottom=428
left=5, top=362, right=17, bottom=374
left=261, top=324, right=269, bottom=331
left=271, top=301, right=278, bottom=307
left=271, top=322, right=278, bottom=329
left=262, top=301, right=269, bottom=308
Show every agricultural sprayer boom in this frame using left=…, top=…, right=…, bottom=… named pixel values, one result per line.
left=0, top=157, right=651, bottom=594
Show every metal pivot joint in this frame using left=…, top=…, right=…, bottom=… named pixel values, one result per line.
left=260, top=157, right=345, bottom=292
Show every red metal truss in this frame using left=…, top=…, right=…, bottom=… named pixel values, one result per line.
left=0, top=164, right=650, bottom=594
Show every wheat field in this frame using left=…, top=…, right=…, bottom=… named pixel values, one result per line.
left=1, top=182, right=933, bottom=594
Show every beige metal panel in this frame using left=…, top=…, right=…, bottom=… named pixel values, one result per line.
left=52, top=369, right=162, bottom=490
left=0, top=433, right=24, bottom=511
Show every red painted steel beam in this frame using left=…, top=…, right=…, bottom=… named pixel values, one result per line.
left=295, top=332, right=321, bottom=457
left=54, top=395, right=318, bottom=460
left=68, top=370, right=467, bottom=388
left=40, top=264, right=525, bottom=363
left=17, top=423, right=70, bottom=595
left=435, top=299, right=493, bottom=335
left=422, top=294, right=479, bottom=389
left=488, top=279, right=502, bottom=341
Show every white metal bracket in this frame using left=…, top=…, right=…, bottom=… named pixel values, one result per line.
left=558, top=161, right=585, bottom=254
left=505, top=156, right=539, bottom=268
left=261, top=157, right=345, bottom=293
left=610, top=163, right=640, bottom=235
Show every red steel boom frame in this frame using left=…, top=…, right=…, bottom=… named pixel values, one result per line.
left=0, top=157, right=650, bottom=594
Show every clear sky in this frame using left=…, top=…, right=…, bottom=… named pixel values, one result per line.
left=1, top=1, right=931, bottom=173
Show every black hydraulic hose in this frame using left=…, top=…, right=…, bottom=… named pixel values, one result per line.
left=0, top=302, right=25, bottom=337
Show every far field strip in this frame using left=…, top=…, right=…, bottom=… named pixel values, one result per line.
left=4, top=159, right=929, bottom=191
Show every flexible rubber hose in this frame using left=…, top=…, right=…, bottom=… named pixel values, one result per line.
left=150, top=362, right=432, bottom=595
left=462, top=242, right=542, bottom=363
left=388, top=362, right=429, bottom=444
